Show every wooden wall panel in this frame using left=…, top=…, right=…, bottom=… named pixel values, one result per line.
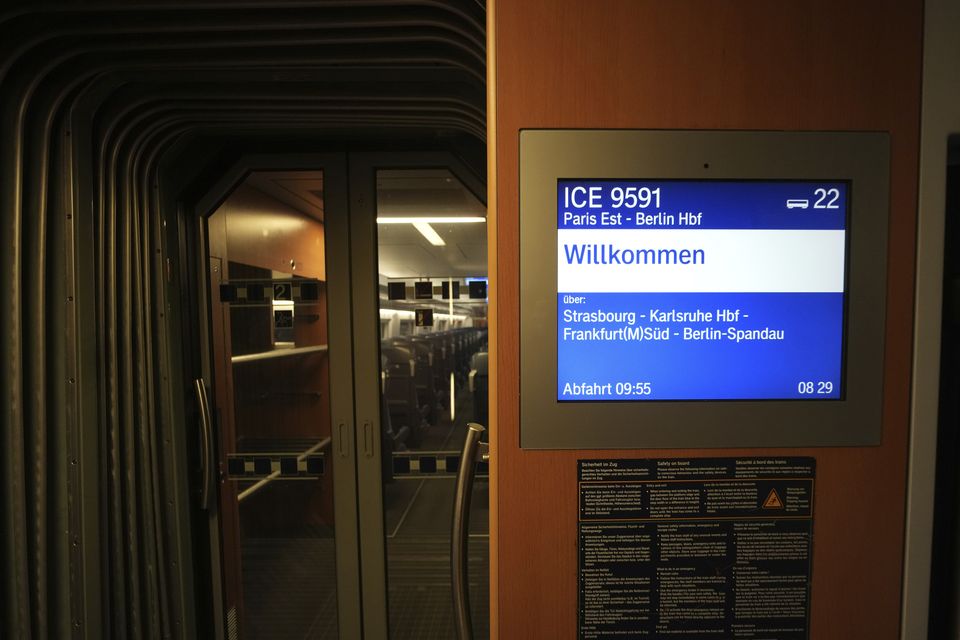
left=491, top=1, right=923, bottom=638
left=224, top=183, right=327, bottom=280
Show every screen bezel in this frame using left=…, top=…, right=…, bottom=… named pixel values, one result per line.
left=520, top=130, right=888, bottom=448
left=554, top=177, right=851, bottom=403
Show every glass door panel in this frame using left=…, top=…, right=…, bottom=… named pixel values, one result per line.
left=373, top=167, right=490, bottom=639
left=204, top=166, right=359, bottom=639
left=201, top=156, right=488, bottom=640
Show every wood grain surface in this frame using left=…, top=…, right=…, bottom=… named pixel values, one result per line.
left=490, top=1, right=923, bottom=638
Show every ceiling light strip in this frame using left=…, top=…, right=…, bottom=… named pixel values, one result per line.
left=376, top=216, right=486, bottom=224
left=412, top=222, right=446, bottom=246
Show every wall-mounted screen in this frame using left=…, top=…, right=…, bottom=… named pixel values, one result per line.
left=520, top=130, right=889, bottom=448
left=557, top=180, right=848, bottom=401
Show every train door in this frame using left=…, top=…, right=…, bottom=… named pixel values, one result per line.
left=197, top=156, right=362, bottom=639
left=349, top=154, right=490, bottom=640
left=192, top=152, right=489, bottom=640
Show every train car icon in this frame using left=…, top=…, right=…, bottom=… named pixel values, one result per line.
left=786, top=198, right=810, bottom=209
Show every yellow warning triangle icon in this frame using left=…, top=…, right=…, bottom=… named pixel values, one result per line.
left=763, top=488, right=784, bottom=509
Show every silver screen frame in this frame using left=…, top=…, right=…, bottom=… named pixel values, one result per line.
left=520, top=130, right=889, bottom=449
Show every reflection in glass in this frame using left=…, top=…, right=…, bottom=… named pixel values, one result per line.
left=375, top=168, right=490, bottom=639
left=208, top=172, right=339, bottom=639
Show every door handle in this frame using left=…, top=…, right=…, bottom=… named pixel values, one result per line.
left=451, top=423, right=489, bottom=640
left=193, top=379, right=215, bottom=511
left=362, top=421, right=374, bottom=458
left=337, top=423, right=349, bottom=458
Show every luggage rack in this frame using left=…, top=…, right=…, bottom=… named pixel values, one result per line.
left=231, top=344, right=328, bottom=364
left=226, top=444, right=489, bottom=486
left=219, top=278, right=323, bottom=306
left=391, top=450, right=489, bottom=479
left=226, top=437, right=331, bottom=503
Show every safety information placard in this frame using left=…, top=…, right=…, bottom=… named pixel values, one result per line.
left=578, top=457, right=815, bottom=639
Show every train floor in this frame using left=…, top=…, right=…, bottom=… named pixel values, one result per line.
left=383, top=384, right=490, bottom=640
left=239, top=385, right=490, bottom=640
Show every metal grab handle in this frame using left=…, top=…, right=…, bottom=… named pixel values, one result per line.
left=452, top=423, right=489, bottom=640
left=193, top=379, right=214, bottom=510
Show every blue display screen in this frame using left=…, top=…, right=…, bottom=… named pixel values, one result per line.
left=557, top=180, right=848, bottom=401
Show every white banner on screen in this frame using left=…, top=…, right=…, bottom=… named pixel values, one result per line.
left=557, top=229, right=845, bottom=293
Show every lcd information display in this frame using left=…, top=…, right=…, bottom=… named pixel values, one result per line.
left=557, top=180, right=848, bottom=401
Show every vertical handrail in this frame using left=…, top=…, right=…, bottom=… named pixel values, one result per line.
left=193, top=379, right=214, bottom=510
left=452, top=423, right=489, bottom=640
